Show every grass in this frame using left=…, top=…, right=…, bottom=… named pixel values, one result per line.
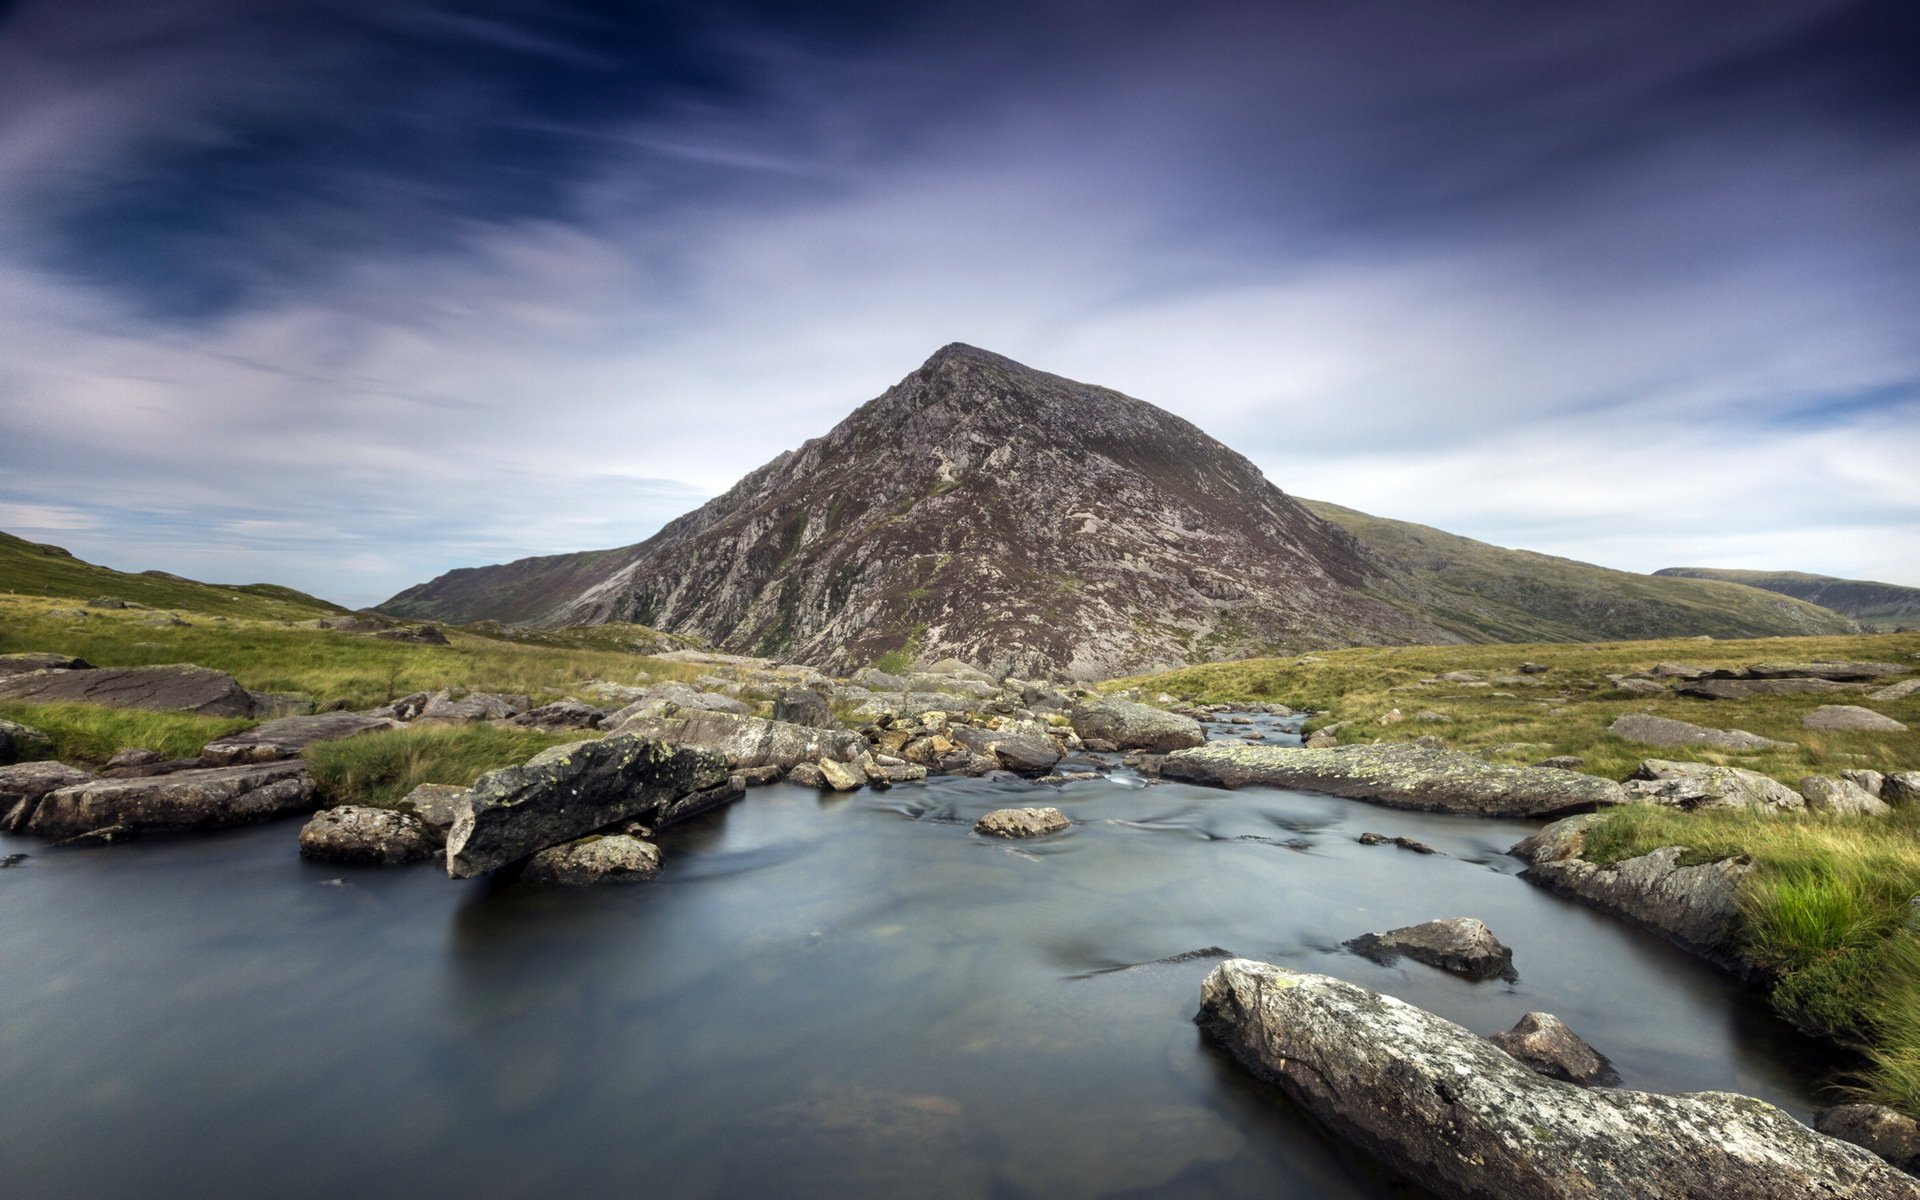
left=303, top=725, right=579, bottom=808
left=0, top=531, right=346, bottom=621
left=0, top=700, right=252, bottom=764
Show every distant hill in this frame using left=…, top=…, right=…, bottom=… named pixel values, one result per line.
left=0, top=531, right=348, bottom=621
left=1300, top=501, right=1857, bottom=643
left=1655, top=567, right=1919, bottom=631
left=379, top=344, right=1858, bottom=677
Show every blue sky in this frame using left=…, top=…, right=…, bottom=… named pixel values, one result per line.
left=0, top=0, right=1915, bottom=606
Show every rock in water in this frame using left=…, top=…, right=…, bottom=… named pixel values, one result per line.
left=444, top=735, right=730, bottom=878
left=974, top=807, right=1070, bottom=838
left=1161, top=742, right=1623, bottom=818
left=0, top=664, right=264, bottom=717
left=522, top=834, right=662, bottom=885
left=202, top=713, right=403, bottom=765
left=1489, top=1012, right=1620, bottom=1086
left=1345, top=917, right=1516, bottom=981
left=1621, top=759, right=1805, bottom=812
left=1069, top=698, right=1204, bottom=753
left=298, top=806, right=439, bottom=865
left=1196, top=960, right=1920, bottom=1200
left=1606, top=713, right=1791, bottom=752
left=25, top=762, right=316, bottom=837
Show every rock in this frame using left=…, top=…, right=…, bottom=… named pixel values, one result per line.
left=0, top=664, right=263, bottom=717
left=1613, top=678, right=1667, bottom=695
left=851, top=666, right=910, bottom=692
left=1436, top=671, right=1482, bottom=683
left=0, top=718, right=55, bottom=765
left=508, top=699, right=607, bottom=730
left=1650, top=661, right=1711, bottom=679
left=86, top=596, right=128, bottom=609
left=974, top=806, right=1070, bottom=838
left=522, top=834, right=662, bottom=885
left=298, top=806, right=439, bottom=865
left=1415, top=709, right=1450, bottom=722
left=416, top=692, right=527, bottom=722
left=1869, top=679, right=1920, bottom=702
left=394, top=782, right=470, bottom=830
left=772, top=688, right=836, bottom=729
left=1069, top=698, right=1204, bottom=753
left=610, top=708, right=864, bottom=771
left=1488, top=1012, right=1620, bottom=1086
left=0, top=761, right=98, bottom=832
left=1606, top=713, right=1792, bottom=752
left=1678, top=678, right=1860, bottom=699
left=23, top=762, right=316, bottom=838
left=104, top=748, right=166, bottom=769
left=1196, top=960, right=1919, bottom=1200
left=786, top=762, right=827, bottom=788
left=600, top=682, right=754, bottom=723
left=1887, top=773, right=1920, bottom=806
left=1345, top=917, right=1516, bottom=981
left=922, top=657, right=995, bottom=683
left=1303, top=729, right=1338, bottom=749
left=1745, top=660, right=1906, bottom=681
left=1162, top=742, right=1623, bottom=818
left=1844, top=769, right=1888, bottom=796
left=817, top=757, right=867, bottom=791
left=1817, top=1105, right=1920, bottom=1173
left=737, top=764, right=784, bottom=786
left=1804, top=705, right=1909, bottom=733
left=1536, top=756, right=1585, bottom=770
left=1801, top=775, right=1893, bottom=817
left=0, top=652, right=91, bottom=676
left=201, top=712, right=402, bottom=765
left=1622, top=759, right=1805, bottom=812
left=948, top=724, right=1062, bottom=773
left=1357, top=832, right=1436, bottom=854
left=445, top=735, right=731, bottom=878
left=1513, top=814, right=1751, bottom=969
left=1518, top=662, right=1550, bottom=674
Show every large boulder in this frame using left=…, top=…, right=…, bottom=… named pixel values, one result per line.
left=1162, top=742, right=1623, bottom=818
left=0, top=718, right=54, bottom=765
left=1606, top=713, right=1791, bottom=752
left=1345, top=917, right=1516, bottom=981
left=522, top=834, right=662, bottom=885
left=1070, top=698, right=1204, bottom=753
left=298, top=806, right=439, bottom=865
left=1196, top=960, right=1920, bottom=1200
left=0, top=761, right=97, bottom=832
left=23, top=762, right=316, bottom=838
left=1803, top=705, right=1909, bottom=733
left=1801, top=775, right=1893, bottom=817
left=1622, top=759, right=1805, bottom=812
left=610, top=708, right=863, bottom=771
left=444, top=735, right=731, bottom=878
left=201, top=713, right=402, bottom=765
left=949, top=723, right=1062, bottom=773
left=0, top=664, right=262, bottom=717
left=1488, top=1012, right=1620, bottom=1086
left=1513, top=814, right=1751, bottom=970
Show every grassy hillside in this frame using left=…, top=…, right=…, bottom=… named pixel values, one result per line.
left=1301, top=499, right=1858, bottom=642
left=1657, top=567, right=1920, bottom=631
left=0, top=531, right=347, bottom=621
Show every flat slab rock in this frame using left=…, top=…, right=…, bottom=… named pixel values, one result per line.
left=1161, top=742, right=1624, bottom=818
left=974, top=806, right=1070, bottom=838
left=298, top=806, right=439, bottom=865
left=1346, top=917, right=1516, bottom=982
left=1606, top=713, right=1791, bottom=752
left=1197, top=960, right=1920, bottom=1200
left=1677, top=677, right=1859, bottom=700
left=0, top=664, right=264, bottom=717
left=1803, top=704, right=1909, bottom=733
left=22, top=761, right=316, bottom=838
left=202, top=712, right=402, bottom=765
left=0, top=652, right=91, bottom=676
left=0, top=761, right=98, bottom=832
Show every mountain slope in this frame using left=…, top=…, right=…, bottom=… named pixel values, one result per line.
left=0, top=531, right=347, bottom=621
left=1301, top=502, right=1857, bottom=642
left=1655, top=567, right=1919, bottom=631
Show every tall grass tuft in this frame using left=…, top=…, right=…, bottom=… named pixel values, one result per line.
left=0, top=700, right=251, bottom=764
left=303, top=725, right=579, bottom=808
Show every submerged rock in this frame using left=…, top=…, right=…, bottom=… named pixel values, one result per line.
left=1069, top=698, right=1204, bottom=753
left=1488, top=1012, right=1620, bottom=1086
left=1196, top=960, right=1920, bottom=1200
left=1345, top=917, right=1516, bottom=981
left=24, top=762, right=316, bottom=838
left=1162, top=742, right=1623, bottom=818
left=522, top=834, right=662, bottom=885
left=974, top=806, right=1070, bottom=838
left=1622, top=759, right=1805, bottom=812
left=0, top=664, right=263, bottom=717
left=1606, top=713, right=1791, bottom=752
left=298, top=806, right=439, bottom=865
left=202, top=712, right=402, bottom=765
left=445, top=735, right=730, bottom=878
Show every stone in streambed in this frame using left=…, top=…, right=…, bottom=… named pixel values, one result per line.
left=522, top=834, right=661, bottom=885
left=25, top=761, right=316, bottom=837
left=298, top=805, right=439, bottom=865
left=974, top=807, right=1069, bottom=838
left=1488, top=1012, right=1620, bottom=1086
left=1345, top=917, right=1516, bottom=981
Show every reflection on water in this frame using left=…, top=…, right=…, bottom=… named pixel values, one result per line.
left=0, top=747, right=1838, bottom=1199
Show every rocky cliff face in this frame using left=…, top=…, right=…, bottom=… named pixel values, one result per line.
left=384, top=344, right=1457, bottom=678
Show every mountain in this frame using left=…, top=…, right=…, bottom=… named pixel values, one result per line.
left=1655, top=568, right=1919, bottom=631
left=1301, top=501, right=1856, bottom=643
left=0, top=530, right=347, bottom=621
left=381, top=344, right=1857, bottom=677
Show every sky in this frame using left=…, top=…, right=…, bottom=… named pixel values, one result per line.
left=0, top=0, right=1915, bottom=608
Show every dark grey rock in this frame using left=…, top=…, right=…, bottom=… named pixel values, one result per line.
left=1345, top=917, right=1516, bottom=981
left=509, top=699, right=607, bottom=731
left=202, top=713, right=402, bottom=765
left=0, top=717, right=54, bottom=765
left=1357, top=832, right=1436, bottom=854
left=104, top=748, right=166, bottom=770
left=416, top=692, right=527, bottom=722
left=1678, top=678, right=1860, bottom=699
left=1887, top=772, right=1920, bottom=806
left=949, top=723, right=1062, bottom=773
left=25, top=762, right=316, bottom=837
left=1488, top=1012, right=1620, bottom=1085
left=0, top=664, right=262, bottom=717
left=394, top=783, right=470, bottom=830
left=1197, top=960, right=1920, bottom=1200
left=298, top=806, right=439, bottom=865
left=1743, top=660, right=1906, bottom=681
left=1607, top=713, right=1792, bottom=752
left=0, top=761, right=97, bottom=832
left=772, top=687, right=836, bottom=729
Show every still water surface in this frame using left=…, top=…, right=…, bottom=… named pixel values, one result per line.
left=0, top=719, right=1836, bottom=1199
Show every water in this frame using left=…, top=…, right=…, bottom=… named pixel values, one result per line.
left=0, top=716, right=1838, bottom=1199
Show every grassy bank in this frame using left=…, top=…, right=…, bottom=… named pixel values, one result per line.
left=0, top=700, right=252, bottom=765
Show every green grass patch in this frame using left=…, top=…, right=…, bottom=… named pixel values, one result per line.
left=0, top=700, right=252, bottom=765
left=304, top=725, right=579, bottom=809
left=0, top=531, right=344, bottom=620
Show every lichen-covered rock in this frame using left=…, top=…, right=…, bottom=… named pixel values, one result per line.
left=0, top=664, right=263, bottom=717
left=1513, top=814, right=1752, bottom=970
left=610, top=708, right=863, bottom=771
left=1801, top=775, right=1893, bottom=817
left=1197, top=960, right=1920, bottom=1200
left=1488, top=1012, right=1619, bottom=1086
left=298, top=806, right=438, bottom=865
left=974, top=806, right=1070, bottom=838
left=1606, top=713, right=1791, bottom=752
left=394, top=782, right=471, bottom=830
left=1070, top=698, right=1204, bottom=753
left=202, top=712, right=402, bottom=765
left=416, top=692, right=528, bottom=722
left=522, top=834, right=661, bottom=885
left=1345, top=917, right=1516, bottom=981
left=817, top=757, right=866, bottom=791
left=25, top=762, right=316, bottom=837
left=1870, top=680, right=1920, bottom=702
left=1162, top=742, right=1623, bottom=818
left=1803, top=705, right=1909, bottom=733
left=0, top=761, right=97, bottom=832
left=1817, top=1105, right=1920, bottom=1174
left=445, top=735, right=730, bottom=878
left=1622, top=759, right=1805, bottom=812
left=0, top=718, right=54, bottom=765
